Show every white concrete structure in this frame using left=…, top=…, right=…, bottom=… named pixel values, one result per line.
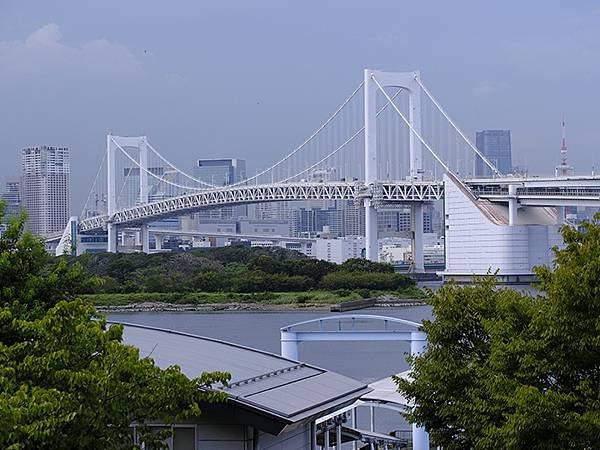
left=443, top=175, right=563, bottom=282
left=281, top=315, right=429, bottom=450
left=314, top=236, right=365, bottom=263
left=364, top=69, right=424, bottom=263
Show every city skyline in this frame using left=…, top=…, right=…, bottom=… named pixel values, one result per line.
left=1, top=1, right=599, bottom=211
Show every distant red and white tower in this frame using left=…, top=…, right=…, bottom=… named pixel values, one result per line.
left=555, top=115, right=574, bottom=177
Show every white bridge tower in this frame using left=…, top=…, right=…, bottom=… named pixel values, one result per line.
left=106, top=135, right=149, bottom=253
left=364, top=69, right=425, bottom=270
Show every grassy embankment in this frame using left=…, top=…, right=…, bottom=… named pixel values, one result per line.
left=82, top=286, right=427, bottom=307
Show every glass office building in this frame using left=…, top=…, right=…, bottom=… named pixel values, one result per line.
left=474, top=130, right=512, bottom=177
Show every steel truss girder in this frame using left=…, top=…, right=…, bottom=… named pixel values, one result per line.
left=78, top=181, right=444, bottom=233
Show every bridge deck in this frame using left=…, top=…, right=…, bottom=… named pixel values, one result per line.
left=78, top=181, right=444, bottom=232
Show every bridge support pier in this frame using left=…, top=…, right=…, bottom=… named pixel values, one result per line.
left=155, top=234, right=164, bottom=251
left=140, top=224, right=150, bottom=253
left=508, top=185, right=518, bottom=225
left=365, top=200, right=378, bottom=261
left=556, top=206, right=566, bottom=225
left=107, top=223, right=117, bottom=253
left=411, top=203, right=424, bottom=272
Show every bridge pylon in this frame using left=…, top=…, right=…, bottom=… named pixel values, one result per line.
left=364, top=69, right=424, bottom=269
left=106, top=135, right=149, bottom=253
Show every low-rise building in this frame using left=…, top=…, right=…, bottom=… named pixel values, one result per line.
left=119, top=322, right=370, bottom=449
left=314, top=236, right=365, bottom=264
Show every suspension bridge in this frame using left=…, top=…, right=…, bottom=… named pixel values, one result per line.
left=57, top=69, right=600, bottom=278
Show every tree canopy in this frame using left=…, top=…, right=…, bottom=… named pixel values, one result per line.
left=397, top=217, right=600, bottom=449
left=0, top=204, right=230, bottom=450
left=66, top=248, right=410, bottom=294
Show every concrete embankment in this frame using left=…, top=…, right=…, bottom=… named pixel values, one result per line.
left=331, top=296, right=425, bottom=312
left=95, top=297, right=426, bottom=313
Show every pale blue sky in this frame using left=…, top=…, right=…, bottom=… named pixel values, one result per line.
left=1, top=0, right=599, bottom=210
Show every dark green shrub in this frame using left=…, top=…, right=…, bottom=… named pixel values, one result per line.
left=295, top=294, right=313, bottom=304
left=335, top=289, right=352, bottom=298
left=232, top=271, right=313, bottom=293
left=339, top=258, right=394, bottom=273
left=357, top=288, right=371, bottom=299
left=320, top=271, right=414, bottom=291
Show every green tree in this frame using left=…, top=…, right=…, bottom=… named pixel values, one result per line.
left=397, top=218, right=600, bottom=449
left=0, top=203, right=230, bottom=449
left=320, top=271, right=414, bottom=290
left=339, top=258, right=394, bottom=273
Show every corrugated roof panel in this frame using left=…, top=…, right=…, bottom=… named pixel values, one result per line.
left=225, top=365, right=322, bottom=397
left=121, top=325, right=291, bottom=382
left=245, top=372, right=366, bottom=418
left=116, top=322, right=370, bottom=423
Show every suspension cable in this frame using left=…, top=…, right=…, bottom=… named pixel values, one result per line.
left=145, top=141, right=216, bottom=188
left=414, top=76, right=501, bottom=176
left=80, top=151, right=107, bottom=217
left=116, top=149, right=138, bottom=208
left=371, top=75, right=453, bottom=174
left=229, top=81, right=365, bottom=186
left=281, top=87, right=404, bottom=182
left=110, top=137, right=208, bottom=192
left=137, top=82, right=365, bottom=189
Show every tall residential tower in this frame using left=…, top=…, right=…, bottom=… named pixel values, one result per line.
left=21, top=146, right=70, bottom=236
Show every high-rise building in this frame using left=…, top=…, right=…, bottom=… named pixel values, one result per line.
left=377, top=208, right=433, bottom=237
left=290, top=207, right=344, bottom=237
left=1, top=179, right=21, bottom=220
left=21, top=146, right=70, bottom=236
left=474, top=130, right=512, bottom=177
left=342, top=200, right=365, bottom=236
left=194, top=158, right=247, bottom=220
left=254, top=201, right=290, bottom=222
left=194, top=158, right=246, bottom=186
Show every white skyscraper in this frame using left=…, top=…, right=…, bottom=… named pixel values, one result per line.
left=21, top=146, right=70, bottom=236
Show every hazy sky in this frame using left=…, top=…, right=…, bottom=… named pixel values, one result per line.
left=1, top=0, right=599, bottom=211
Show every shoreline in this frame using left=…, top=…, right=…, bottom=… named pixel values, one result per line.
left=96, top=298, right=427, bottom=313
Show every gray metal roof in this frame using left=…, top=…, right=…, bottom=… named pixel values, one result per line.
left=114, top=322, right=370, bottom=429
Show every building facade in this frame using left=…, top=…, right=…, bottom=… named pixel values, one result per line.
left=290, top=207, right=344, bottom=237
left=377, top=208, right=433, bottom=237
left=194, top=158, right=247, bottom=220
left=474, top=130, right=512, bottom=177
left=21, top=146, right=70, bottom=236
left=1, top=179, right=21, bottom=220
left=314, top=236, right=365, bottom=263
left=442, top=175, right=563, bottom=282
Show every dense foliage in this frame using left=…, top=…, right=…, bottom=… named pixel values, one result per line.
left=397, top=217, right=600, bottom=449
left=68, top=247, right=413, bottom=294
left=0, top=205, right=230, bottom=450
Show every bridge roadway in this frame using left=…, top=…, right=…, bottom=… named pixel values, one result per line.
left=78, top=176, right=600, bottom=234
left=78, top=180, right=444, bottom=233
left=468, top=175, right=600, bottom=207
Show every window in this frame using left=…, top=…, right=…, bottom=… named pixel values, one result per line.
left=132, top=425, right=196, bottom=450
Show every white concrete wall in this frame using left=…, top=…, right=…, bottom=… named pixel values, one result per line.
left=444, top=176, right=562, bottom=276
